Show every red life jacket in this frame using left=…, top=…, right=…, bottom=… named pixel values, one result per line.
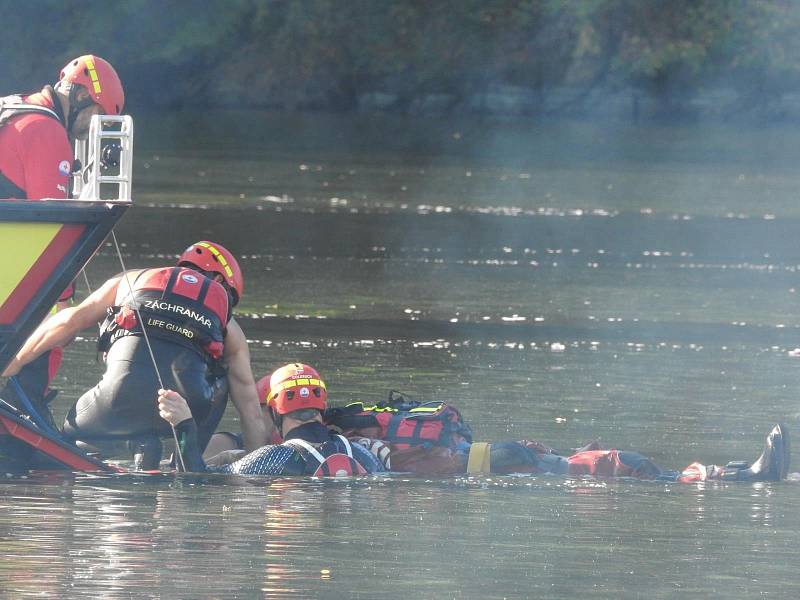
left=566, top=450, right=662, bottom=479
left=324, top=394, right=473, bottom=451
left=0, top=91, right=66, bottom=199
left=98, top=266, right=231, bottom=360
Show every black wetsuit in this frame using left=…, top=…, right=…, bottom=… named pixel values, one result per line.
left=175, top=420, right=385, bottom=475
left=63, top=336, right=226, bottom=446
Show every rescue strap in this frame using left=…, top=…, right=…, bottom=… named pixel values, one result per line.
left=283, top=434, right=353, bottom=464
left=0, top=99, right=60, bottom=125
left=467, top=442, right=492, bottom=474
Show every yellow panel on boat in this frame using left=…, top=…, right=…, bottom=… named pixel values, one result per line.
left=0, top=223, right=60, bottom=306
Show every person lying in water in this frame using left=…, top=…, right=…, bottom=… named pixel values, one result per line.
left=328, top=394, right=790, bottom=482
left=157, top=363, right=385, bottom=475
left=328, top=396, right=789, bottom=482
left=162, top=362, right=790, bottom=482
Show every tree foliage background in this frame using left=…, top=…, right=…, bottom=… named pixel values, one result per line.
left=2, top=0, right=800, bottom=120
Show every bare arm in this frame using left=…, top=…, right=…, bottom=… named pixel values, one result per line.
left=223, top=318, right=273, bottom=450
left=2, top=275, right=120, bottom=377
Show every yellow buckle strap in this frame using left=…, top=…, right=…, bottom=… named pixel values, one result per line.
left=467, top=442, right=491, bottom=474
left=344, top=401, right=444, bottom=414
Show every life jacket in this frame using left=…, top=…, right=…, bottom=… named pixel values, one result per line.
left=0, top=94, right=61, bottom=127
left=97, top=266, right=231, bottom=360
left=283, top=435, right=369, bottom=476
left=566, top=450, right=663, bottom=479
left=323, top=392, right=473, bottom=451
left=0, top=92, right=64, bottom=198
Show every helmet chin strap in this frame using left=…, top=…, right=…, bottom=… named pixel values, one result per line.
left=61, top=82, right=94, bottom=136
left=269, top=406, right=284, bottom=435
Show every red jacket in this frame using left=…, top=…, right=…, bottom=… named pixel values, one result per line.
left=100, top=267, right=231, bottom=360
left=0, top=87, right=72, bottom=200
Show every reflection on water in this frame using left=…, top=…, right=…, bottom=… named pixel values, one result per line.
left=4, top=114, right=800, bottom=598
left=1, top=473, right=798, bottom=598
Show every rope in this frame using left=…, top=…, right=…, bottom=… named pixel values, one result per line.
left=81, top=268, right=93, bottom=295
left=110, top=231, right=186, bottom=472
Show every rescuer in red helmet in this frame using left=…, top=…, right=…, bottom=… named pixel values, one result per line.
left=0, top=55, right=126, bottom=432
left=157, top=363, right=381, bottom=475
left=177, top=241, right=245, bottom=306
left=3, top=241, right=271, bottom=468
left=0, top=54, right=124, bottom=201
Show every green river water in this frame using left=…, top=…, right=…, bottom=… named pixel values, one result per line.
left=1, top=112, right=800, bottom=598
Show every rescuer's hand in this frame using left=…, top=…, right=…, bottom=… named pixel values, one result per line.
left=157, top=388, right=193, bottom=425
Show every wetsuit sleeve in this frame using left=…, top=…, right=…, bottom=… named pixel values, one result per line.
left=173, top=418, right=209, bottom=472
left=19, top=118, right=71, bottom=200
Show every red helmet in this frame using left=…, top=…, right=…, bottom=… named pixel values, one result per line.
left=260, top=363, right=327, bottom=415
left=178, top=241, right=244, bottom=305
left=59, top=55, right=124, bottom=115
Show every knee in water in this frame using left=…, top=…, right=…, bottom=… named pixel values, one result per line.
left=618, top=451, right=663, bottom=479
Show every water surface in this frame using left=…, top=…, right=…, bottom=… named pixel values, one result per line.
left=3, top=113, right=800, bottom=598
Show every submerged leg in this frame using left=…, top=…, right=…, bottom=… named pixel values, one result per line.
left=486, top=441, right=569, bottom=474
left=486, top=444, right=662, bottom=478
left=128, top=434, right=163, bottom=471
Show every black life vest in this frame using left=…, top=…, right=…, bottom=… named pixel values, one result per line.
left=324, top=393, right=473, bottom=451
left=98, top=266, right=231, bottom=360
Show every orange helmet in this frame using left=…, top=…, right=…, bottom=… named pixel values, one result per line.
left=260, top=363, right=328, bottom=415
left=59, top=55, right=124, bottom=115
left=178, top=241, right=244, bottom=305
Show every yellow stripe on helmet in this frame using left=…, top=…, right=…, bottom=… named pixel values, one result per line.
left=84, top=57, right=102, bottom=95
left=197, top=241, right=234, bottom=278
left=269, top=378, right=327, bottom=400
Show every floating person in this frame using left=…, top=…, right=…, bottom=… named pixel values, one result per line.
left=328, top=393, right=790, bottom=483
left=157, top=363, right=383, bottom=475
left=2, top=241, right=271, bottom=468
left=0, top=55, right=125, bottom=428
left=195, top=363, right=790, bottom=482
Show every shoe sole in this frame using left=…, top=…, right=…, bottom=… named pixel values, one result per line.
left=776, top=423, right=790, bottom=480
left=767, top=423, right=790, bottom=481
